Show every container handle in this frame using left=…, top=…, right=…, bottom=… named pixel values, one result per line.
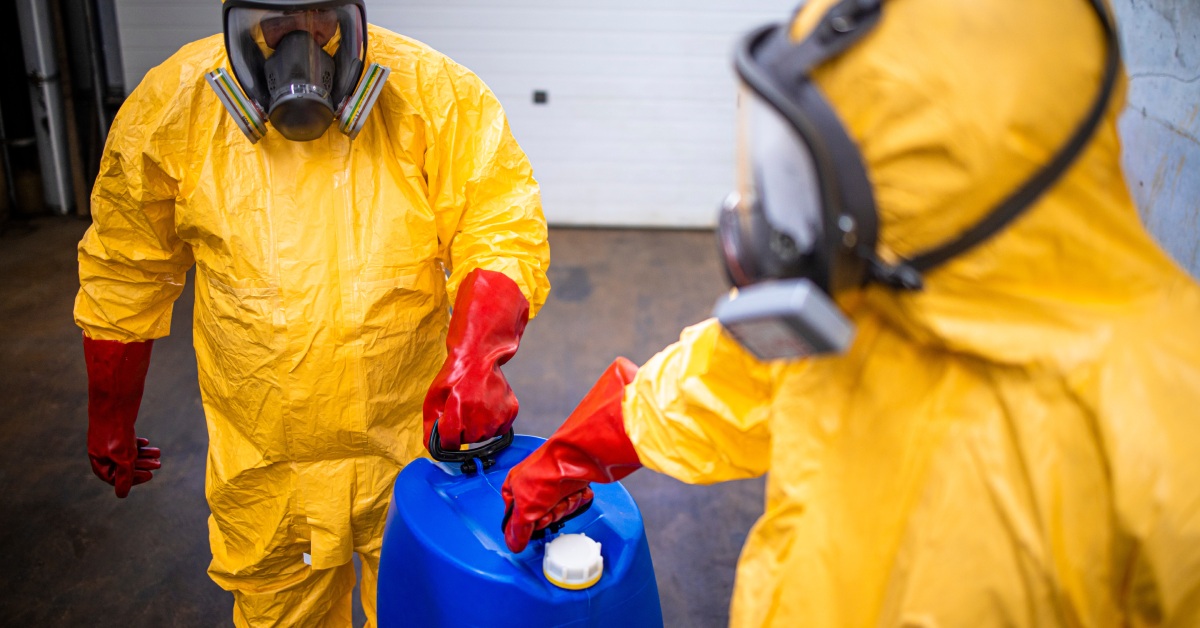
left=530, top=498, right=594, bottom=541
left=427, top=420, right=515, bottom=474
left=501, top=494, right=595, bottom=542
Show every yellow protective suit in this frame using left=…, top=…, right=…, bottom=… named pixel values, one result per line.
left=74, top=26, right=549, bottom=627
left=623, top=0, right=1200, bottom=626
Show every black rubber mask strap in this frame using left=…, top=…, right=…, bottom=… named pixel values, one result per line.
left=764, top=0, right=884, bottom=77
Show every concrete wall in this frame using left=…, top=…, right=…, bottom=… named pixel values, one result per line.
left=1113, top=0, right=1200, bottom=277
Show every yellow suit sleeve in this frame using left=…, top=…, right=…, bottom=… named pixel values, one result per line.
left=622, top=318, right=775, bottom=484
left=426, top=59, right=550, bottom=317
left=74, top=59, right=195, bottom=343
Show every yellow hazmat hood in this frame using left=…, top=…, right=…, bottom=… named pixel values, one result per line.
left=794, top=0, right=1192, bottom=368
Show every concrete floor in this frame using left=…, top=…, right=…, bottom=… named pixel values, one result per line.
left=0, top=216, right=764, bottom=627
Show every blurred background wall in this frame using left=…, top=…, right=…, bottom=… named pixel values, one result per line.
left=1112, top=0, right=1199, bottom=276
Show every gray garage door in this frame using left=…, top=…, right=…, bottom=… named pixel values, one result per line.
left=116, top=0, right=799, bottom=227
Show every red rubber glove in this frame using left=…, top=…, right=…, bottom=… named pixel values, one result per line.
left=423, top=269, right=531, bottom=451
left=502, top=357, right=643, bottom=553
left=84, top=336, right=161, bottom=498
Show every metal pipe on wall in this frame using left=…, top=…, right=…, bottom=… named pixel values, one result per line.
left=16, top=0, right=74, bottom=215
left=94, top=0, right=126, bottom=108
left=82, top=0, right=111, bottom=149
left=47, top=0, right=91, bottom=217
left=0, top=98, right=18, bottom=226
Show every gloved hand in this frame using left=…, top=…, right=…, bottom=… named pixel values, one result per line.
left=84, top=335, right=161, bottom=498
left=423, top=269, right=531, bottom=451
left=501, top=357, right=643, bottom=552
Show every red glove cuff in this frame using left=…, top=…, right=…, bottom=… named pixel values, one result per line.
left=501, top=357, right=642, bottom=552
left=84, top=336, right=154, bottom=422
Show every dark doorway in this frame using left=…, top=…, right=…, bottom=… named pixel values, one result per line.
left=0, top=0, right=125, bottom=232
left=0, top=0, right=41, bottom=227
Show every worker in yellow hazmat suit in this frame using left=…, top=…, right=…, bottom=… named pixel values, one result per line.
left=76, top=0, right=549, bottom=625
left=502, top=0, right=1200, bottom=625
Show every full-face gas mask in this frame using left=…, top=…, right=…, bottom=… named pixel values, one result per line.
left=206, top=0, right=391, bottom=143
left=713, top=0, right=1120, bottom=362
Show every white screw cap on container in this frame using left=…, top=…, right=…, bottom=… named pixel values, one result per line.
left=542, top=533, right=604, bottom=590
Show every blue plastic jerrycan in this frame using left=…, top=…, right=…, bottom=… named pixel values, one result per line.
left=376, top=431, right=663, bottom=628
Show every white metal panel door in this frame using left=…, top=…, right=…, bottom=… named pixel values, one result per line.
left=115, top=0, right=799, bottom=227
left=370, top=0, right=798, bottom=227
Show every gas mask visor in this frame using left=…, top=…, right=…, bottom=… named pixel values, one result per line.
left=208, top=0, right=391, bottom=143
left=712, top=15, right=889, bottom=363
left=721, top=85, right=825, bottom=290
left=714, top=83, right=857, bottom=362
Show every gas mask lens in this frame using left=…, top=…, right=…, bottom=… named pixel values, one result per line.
left=259, top=9, right=341, bottom=49
left=225, top=4, right=366, bottom=141
left=714, top=84, right=855, bottom=361
left=721, top=86, right=825, bottom=288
